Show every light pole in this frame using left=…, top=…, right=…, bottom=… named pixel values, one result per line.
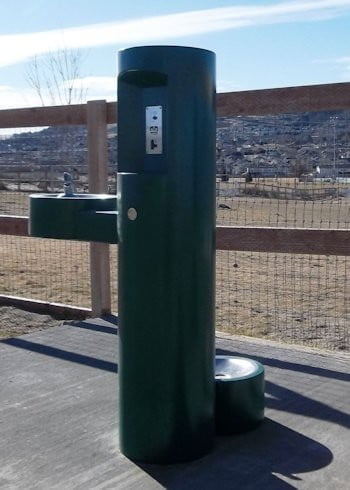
left=331, top=116, right=337, bottom=180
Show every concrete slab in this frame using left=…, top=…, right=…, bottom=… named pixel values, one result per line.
left=0, top=318, right=349, bottom=489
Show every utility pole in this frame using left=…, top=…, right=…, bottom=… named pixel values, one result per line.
left=331, top=116, right=337, bottom=180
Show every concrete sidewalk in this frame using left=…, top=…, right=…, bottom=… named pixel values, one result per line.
left=1, top=318, right=349, bottom=489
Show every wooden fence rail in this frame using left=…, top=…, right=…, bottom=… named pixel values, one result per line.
left=1, top=80, right=350, bottom=316
left=0, top=82, right=349, bottom=129
left=1, top=216, right=349, bottom=257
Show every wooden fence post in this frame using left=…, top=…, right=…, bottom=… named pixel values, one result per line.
left=87, top=100, right=112, bottom=317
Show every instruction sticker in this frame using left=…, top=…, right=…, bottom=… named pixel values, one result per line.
left=146, top=106, right=163, bottom=154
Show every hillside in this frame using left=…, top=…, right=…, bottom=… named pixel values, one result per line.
left=0, top=110, right=350, bottom=179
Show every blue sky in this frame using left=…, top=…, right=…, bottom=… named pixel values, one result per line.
left=1, top=0, right=350, bottom=108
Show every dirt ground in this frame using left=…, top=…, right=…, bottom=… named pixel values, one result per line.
left=0, top=306, right=62, bottom=339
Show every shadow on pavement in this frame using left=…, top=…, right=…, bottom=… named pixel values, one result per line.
left=1, top=337, right=118, bottom=373
left=138, top=418, right=333, bottom=489
left=216, top=347, right=350, bottom=382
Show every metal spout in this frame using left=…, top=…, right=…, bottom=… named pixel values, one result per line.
left=63, top=172, right=75, bottom=197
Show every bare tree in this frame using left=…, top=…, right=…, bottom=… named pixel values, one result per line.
left=25, top=48, right=87, bottom=106
left=25, top=48, right=88, bottom=191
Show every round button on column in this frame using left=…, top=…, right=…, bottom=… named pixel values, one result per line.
left=127, top=208, right=138, bottom=221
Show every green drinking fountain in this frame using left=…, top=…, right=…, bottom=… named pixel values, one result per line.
left=29, top=45, right=264, bottom=465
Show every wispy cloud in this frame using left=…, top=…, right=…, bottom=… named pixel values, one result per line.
left=313, top=55, right=350, bottom=79
left=333, top=56, right=350, bottom=78
left=0, top=85, right=34, bottom=109
left=0, top=76, right=117, bottom=109
left=74, top=76, right=116, bottom=95
left=68, top=76, right=117, bottom=102
left=217, top=79, right=241, bottom=92
left=1, top=0, right=350, bottom=68
left=334, top=56, right=350, bottom=64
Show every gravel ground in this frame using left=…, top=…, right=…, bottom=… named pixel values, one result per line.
left=0, top=306, right=62, bottom=339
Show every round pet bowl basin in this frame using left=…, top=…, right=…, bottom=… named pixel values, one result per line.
left=215, top=355, right=265, bottom=435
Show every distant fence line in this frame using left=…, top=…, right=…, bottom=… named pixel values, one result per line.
left=0, top=165, right=116, bottom=194
left=216, top=181, right=348, bottom=200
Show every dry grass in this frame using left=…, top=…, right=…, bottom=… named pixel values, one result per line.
left=0, top=235, right=92, bottom=307
left=216, top=251, right=349, bottom=350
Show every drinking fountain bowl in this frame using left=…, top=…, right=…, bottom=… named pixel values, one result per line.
left=215, top=355, right=265, bottom=434
left=29, top=193, right=118, bottom=243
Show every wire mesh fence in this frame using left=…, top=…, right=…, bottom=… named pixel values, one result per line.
left=0, top=234, right=91, bottom=308
left=216, top=251, right=349, bottom=351
left=0, top=125, right=118, bottom=215
left=215, top=110, right=350, bottom=350
left=0, top=110, right=349, bottom=351
left=0, top=126, right=92, bottom=310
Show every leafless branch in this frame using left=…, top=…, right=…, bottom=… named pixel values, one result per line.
left=25, top=47, right=87, bottom=106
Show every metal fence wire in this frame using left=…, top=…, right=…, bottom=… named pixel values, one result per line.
left=0, top=234, right=91, bottom=308
left=215, top=110, right=350, bottom=351
left=0, top=111, right=349, bottom=351
left=0, top=126, right=92, bottom=308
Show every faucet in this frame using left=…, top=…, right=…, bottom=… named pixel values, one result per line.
left=63, top=172, right=75, bottom=197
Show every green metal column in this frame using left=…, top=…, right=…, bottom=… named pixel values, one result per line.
left=117, top=46, right=216, bottom=463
